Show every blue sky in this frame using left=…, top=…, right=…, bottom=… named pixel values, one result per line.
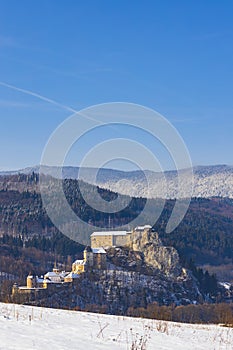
left=0, top=1, right=232, bottom=170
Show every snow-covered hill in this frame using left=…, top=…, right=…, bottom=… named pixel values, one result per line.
left=94, top=165, right=233, bottom=199
left=2, top=164, right=233, bottom=199
left=0, top=303, right=232, bottom=350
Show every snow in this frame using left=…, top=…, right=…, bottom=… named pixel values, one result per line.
left=93, top=166, right=233, bottom=199
left=92, top=248, right=106, bottom=254
left=44, top=272, right=59, bottom=278
left=0, top=272, right=16, bottom=281
left=135, top=225, right=152, bottom=231
left=219, top=282, right=232, bottom=290
left=0, top=303, right=232, bottom=350
left=91, top=231, right=129, bottom=236
left=65, top=272, right=79, bottom=279
left=73, top=259, right=86, bottom=265
left=2, top=165, right=233, bottom=199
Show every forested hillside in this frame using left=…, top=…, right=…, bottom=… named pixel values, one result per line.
left=0, top=175, right=233, bottom=277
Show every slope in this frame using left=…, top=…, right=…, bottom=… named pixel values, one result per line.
left=0, top=303, right=232, bottom=350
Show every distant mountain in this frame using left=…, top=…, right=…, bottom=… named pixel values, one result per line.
left=1, top=164, right=233, bottom=199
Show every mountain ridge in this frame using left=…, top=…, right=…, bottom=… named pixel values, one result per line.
left=1, top=164, right=233, bottom=199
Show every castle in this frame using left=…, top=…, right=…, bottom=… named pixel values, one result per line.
left=91, top=225, right=152, bottom=248
left=12, top=225, right=152, bottom=298
left=72, top=246, right=107, bottom=273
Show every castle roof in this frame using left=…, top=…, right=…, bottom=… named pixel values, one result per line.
left=92, top=247, right=106, bottom=254
left=73, top=259, right=86, bottom=265
left=36, top=277, right=44, bottom=283
left=65, top=272, right=79, bottom=279
left=91, top=230, right=129, bottom=237
left=44, top=271, right=59, bottom=278
left=134, top=225, right=152, bottom=231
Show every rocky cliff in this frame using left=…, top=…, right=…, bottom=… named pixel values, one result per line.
left=126, top=229, right=181, bottom=276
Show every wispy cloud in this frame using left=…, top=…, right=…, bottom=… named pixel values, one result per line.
left=0, top=81, right=77, bottom=114
left=0, top=81, right=102, bottom=124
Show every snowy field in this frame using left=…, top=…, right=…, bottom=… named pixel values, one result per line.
left=0, top=303, right=232, bottom=350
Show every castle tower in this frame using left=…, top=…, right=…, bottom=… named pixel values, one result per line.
left=12, top=283, right=18, bottom=296
left=83, top=246, right=93, bottom=267
left=26, top=274, right=36, bottom=288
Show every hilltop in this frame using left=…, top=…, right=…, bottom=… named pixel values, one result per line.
left=1, top=164, right=233, bottom=198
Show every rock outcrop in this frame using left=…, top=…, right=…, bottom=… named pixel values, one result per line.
left=126, top=229, right=181, bottom=276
